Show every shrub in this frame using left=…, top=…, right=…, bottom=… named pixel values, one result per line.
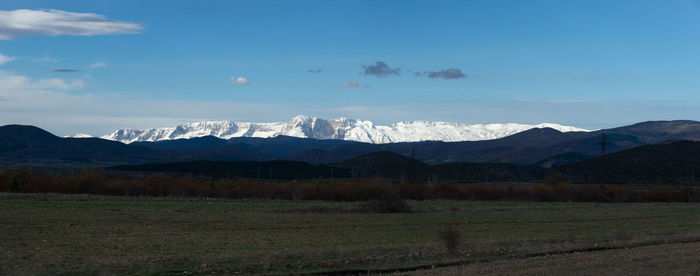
left=364, top=196, right=411, bottom=213
left=363, top=184, right=411, bottom=213
left=438, top=225, right=461, bottom=255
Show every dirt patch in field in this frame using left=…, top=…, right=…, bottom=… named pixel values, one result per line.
left=406, top=241, right=700, bottom=275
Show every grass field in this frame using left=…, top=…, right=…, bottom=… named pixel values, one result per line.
left=2, top=193, right=700, bottom=275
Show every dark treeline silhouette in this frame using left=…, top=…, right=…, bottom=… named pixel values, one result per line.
left=1, top=168, right=699, bottom=202
left=112, top=160, right=352, bottom=180
left=111, top=151, right=547, bottom=183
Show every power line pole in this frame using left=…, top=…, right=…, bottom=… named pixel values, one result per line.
left=410, top=147, right=416, bottom=184
left=484, top=163, right=488, bottom=183
left=600, top=132, right=606, bottom=156
left=598, top=132, right=607, bottom=183
left=692, top=165, right=695, bottom=186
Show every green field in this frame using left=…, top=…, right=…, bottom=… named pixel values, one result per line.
left=2, top=193, right=700, bottom=275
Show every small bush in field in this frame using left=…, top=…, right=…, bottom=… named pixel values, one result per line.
left=364, top=196, right=411, bottom=213
left=364, top=184, right=411, bottom=213
left=438, top=226, right=461, bottom=255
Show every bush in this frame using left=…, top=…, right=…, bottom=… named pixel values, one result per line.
left=438, top=225, right=461, bottom=255
left=364, top=196, right=411, bottom=213
left=363, top=184, right=411, bottom=213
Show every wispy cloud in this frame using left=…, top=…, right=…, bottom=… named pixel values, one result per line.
left=229, top=76, right=250, bottom=85
left=53, top=68, right=79, bottom=73
left=89, top=62, right=107, bottom=69
left=362, top=61, right=400, bottom=77
left=0, top=53, right=14, bottom=65
left=0, top=71, right=84, bottom=93
left=307, top=69, right=322, bottom=73
left=414, top=68, right=468, bottom=80
left=342, top=80, right=360, bottom=88
left=0, top=9, right=144, bottom=40
left=338, top=80, right=371, bottom=90
left=29, top=56, right=59, bottom=62
left=0, top=71, right=300, bottom=136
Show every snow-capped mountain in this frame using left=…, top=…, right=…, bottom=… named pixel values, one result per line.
left=101, top=115, right=589, bottom=144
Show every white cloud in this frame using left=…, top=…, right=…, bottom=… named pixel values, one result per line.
left=0, top=53, right=14, bottom=65
left=0, top=71, right=84, bottom=92
left=89, top=62, right=107, bottom=69
left=0, top=9, right=144, bottom=40
left=229, top=76, right=249, bottom=85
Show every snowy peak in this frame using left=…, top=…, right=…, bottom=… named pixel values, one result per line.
left=101, top=116, right=589, bottom=144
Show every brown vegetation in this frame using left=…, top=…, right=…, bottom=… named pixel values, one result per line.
left=0, top=168, right=699, bottom=202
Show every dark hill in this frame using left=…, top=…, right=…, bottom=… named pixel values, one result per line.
left=227, top=135, right=360, bottom=156
left=131, top=135, right=229, bottom=151
left=604, top=120, right=700, bottom=143
left=335, top=151, right=545, bottom=182
left=562, top=140, right=700, bottom=184
left=0, top=125, right=168, bottom=165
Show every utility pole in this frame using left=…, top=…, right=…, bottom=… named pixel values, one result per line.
left=598, top=132, right=607, bottom=183
left=410, top=147, right=416, bottom=184
left=692, top=165, right=695, bottom=186
left=484, top=164, right=488, bottom=183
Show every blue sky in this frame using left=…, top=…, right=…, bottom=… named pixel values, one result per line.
left=1, top=0, right=700, bottom=136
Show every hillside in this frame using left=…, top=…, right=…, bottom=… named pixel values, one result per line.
left=563, top=140, right=700, bottom=184
left=0, top=125, right=169, bottom=169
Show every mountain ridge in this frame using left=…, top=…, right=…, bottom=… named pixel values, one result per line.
left=99, top=115, right=589, bottom=144
left=4, top=120, right=700, bottom=170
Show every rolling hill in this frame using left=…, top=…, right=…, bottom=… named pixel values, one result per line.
left=562, top=140, right=700, bottom=184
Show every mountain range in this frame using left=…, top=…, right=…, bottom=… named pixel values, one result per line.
left=100, top=115, right=588, bottom=144
left=3, top=120, right=700, bottom=171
